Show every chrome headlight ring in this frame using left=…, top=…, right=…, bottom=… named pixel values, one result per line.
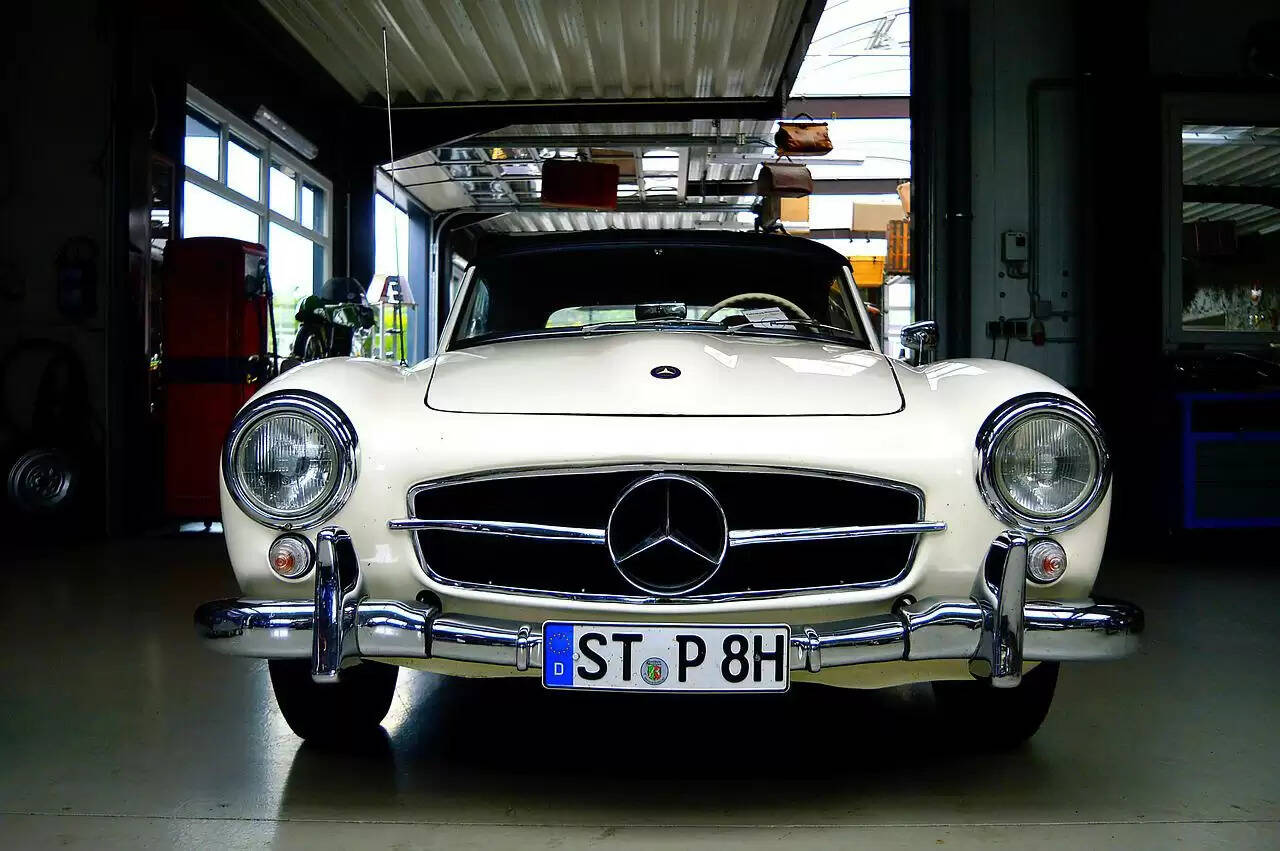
left=222, top=390, right=358, bottom=530
left=975, top=393, right=1111, bottom=534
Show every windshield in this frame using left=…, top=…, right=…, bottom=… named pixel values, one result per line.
left=450, top=242, right=870, bottom=349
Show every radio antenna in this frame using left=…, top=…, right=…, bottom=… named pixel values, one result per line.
left=381, top=26, right=407, bottom=366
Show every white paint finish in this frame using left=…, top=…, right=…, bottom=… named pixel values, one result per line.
left=219, top=340, right=1111, bottom=693
left=426, top=334, right=903, bottom=415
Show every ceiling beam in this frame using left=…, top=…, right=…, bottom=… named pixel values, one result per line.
left=369, top=96, right=782, bottom=164
left=807, top=228, right=889, bottom=240
left=784, top=95, right=910, bottom=120
left=1183, top=184, right=1280, bottom=208
left=463, top=202, right=753, bottom=214
left=459, top=134, right=771, bottom=150
left=689, top=178, right=903, bottom=196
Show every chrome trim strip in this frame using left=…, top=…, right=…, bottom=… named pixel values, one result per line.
left=728, top=521, right=947, bottom=546
left=387, top=518, right=606, bottom=542
left=1021, top=598, right=1144, bottom=660
left=974, top=393, right=1112, bottom=535
left=968, top=531, right=1027, bottom=687
left=195, top=595, right=1143, bottom=669
left=386, top=519, right=944, bottom=547
left=196, top=531, right=1143, bottom=674
left=398, top=463, right=930, bottom=604
left=222, top=390, right=359, bottom=531
left=311, top=528, right=361, bottom=683
left=355, top=601, right=433, bottom=658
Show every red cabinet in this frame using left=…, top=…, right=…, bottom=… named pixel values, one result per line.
left=162, top=237, right=270, bottom=519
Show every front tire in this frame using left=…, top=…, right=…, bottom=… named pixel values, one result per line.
left=930, top=662, right=1059, bottom=750
left=268, top=659, right=398, bottom=744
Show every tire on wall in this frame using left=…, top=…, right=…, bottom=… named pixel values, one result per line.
left=930, top=661, right=1059, bottom=749
left=268, top=659, right=399, bottom=744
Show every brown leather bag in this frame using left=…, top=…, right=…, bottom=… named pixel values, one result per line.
left=774, top=116, right=833, bottom=156
left=755, top=161, right=813, bottom=198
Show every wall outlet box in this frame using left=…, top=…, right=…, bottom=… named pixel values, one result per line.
left=1002, top=231, right=1029, bottom=262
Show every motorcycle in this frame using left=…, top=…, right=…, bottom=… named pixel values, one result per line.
left=291, top=277, right=376, bottom=360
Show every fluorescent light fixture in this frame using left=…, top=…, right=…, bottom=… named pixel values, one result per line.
left=254, top=106, right=318, bottom=160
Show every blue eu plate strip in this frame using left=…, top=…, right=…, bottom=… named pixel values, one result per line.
left=543, top=622, right=574, bottom=687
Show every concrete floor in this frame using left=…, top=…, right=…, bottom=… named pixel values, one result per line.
left=1, top=535, right=1277, bottom=849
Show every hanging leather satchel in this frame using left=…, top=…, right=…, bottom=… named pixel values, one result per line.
left=774, top=114, right=833, bottom=156
left=755, top=161, right=813, bottom=198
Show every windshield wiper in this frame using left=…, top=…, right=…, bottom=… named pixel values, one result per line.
left=722, top=318, right=864, bottom=344
left=579, top=319, right=721, bottom=335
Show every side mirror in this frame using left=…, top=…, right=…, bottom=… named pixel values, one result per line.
left=900, top=320, right=938, bottom=366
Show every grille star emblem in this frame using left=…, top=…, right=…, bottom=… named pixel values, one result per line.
left=606, top=473, right=727, bottom=596
left=650, top=365, right=681, bottom=379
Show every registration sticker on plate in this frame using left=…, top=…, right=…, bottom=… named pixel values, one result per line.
left=542, top=623, right=790, bottom=693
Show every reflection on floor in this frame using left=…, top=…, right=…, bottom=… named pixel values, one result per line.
left=0, top=534, right=1277, bottom=849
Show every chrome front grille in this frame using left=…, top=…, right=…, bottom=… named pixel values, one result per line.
left=393, top=465, right=941, bottom=602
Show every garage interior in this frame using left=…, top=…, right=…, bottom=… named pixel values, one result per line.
left=2, top=0, right=1279, bottom=847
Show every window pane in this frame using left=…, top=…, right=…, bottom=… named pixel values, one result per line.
left=182, top=180, right=259, bottom=243
left=267, top=223, right=317, bottom=354
left=796, top=119, right=911, bottom=180
left=184, top=111, right=220, bottom=180
left=270, top=165, right=297, bottom=218
left=374, top=193, right=413, bottom=361
left=227, top=137, right=261, bottom=201
left=375, top=193, right=409, bottom=278
left=1181, top=124, right=1280, bottom=333
left=806, top=194, right=904, bottom=231
left=792, top=2, right=910, bottom=96
left=301, top=182, right=325, bottom=231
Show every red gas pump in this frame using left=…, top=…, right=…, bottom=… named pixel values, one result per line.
left=161, top=237, right=274, bottom=519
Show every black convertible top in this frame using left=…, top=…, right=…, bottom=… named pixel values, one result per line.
left=475, top=229, right=850, bottom=267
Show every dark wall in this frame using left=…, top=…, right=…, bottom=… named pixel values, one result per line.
left=159, top=0, right=370, bottom=280
left=1074, top=0, right=1280, bottom=547
left=0, top=0, right=396, bottom=535
left=0, top=1, right=118, bottom=536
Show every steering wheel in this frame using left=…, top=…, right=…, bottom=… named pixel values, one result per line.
left=700, top=292, right=812, bottom=322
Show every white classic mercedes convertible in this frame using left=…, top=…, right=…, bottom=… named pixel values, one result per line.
left=197, top=231, right=1142, bottom=747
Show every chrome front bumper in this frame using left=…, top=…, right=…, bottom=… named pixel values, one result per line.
left=196, top=528, right=1143, bottom=687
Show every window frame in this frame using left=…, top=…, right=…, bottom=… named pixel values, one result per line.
left=1162, top=92, right=1280, bottom=350
left=183, top=86, right=332, bottom=275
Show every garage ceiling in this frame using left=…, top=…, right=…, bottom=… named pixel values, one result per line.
left=382, top=117, right=771, bottom=232
left=1183, top=124, right=1280, bottom=236
left=259, top=0, right=809, bottom=104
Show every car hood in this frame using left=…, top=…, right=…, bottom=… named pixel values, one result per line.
left=425, top=332, right=904, bottom=416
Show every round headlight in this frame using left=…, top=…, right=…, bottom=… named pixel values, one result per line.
left=224, top=391, right=357, bottom=529
left=993, top=415, right=1097, bottom=517
left=976, top=395, right=1109, bottom=532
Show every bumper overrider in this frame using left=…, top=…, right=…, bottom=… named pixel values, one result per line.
left=195, top=528, right=1143, bottom=688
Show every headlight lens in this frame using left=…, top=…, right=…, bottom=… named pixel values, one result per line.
left=992, top=415, right=1097, bottom=518
left=224, top=392, right=357, bottom=528
left=977, top=395, right=1109, bottom=532
left=234, top=414, right=339, bottom=517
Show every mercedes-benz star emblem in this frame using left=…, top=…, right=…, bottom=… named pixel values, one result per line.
left=606, top=473, right=728, bottom=596
left=650, top=365, right=681, bottom=379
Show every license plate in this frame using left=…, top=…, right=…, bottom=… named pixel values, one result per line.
left=542, top=622, right=790, bottom=693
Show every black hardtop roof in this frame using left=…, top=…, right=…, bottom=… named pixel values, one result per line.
left=475, top=229, right=850, bottom=266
